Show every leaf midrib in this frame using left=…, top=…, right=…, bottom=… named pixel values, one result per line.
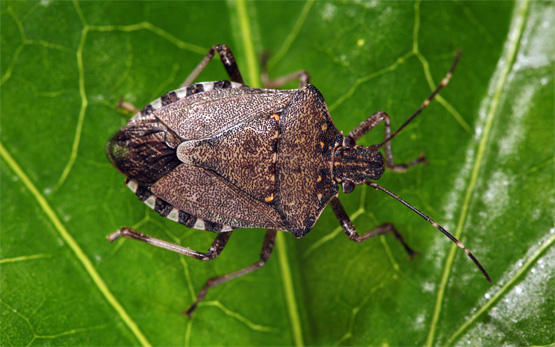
left=230, top=1, right=305, bottom=345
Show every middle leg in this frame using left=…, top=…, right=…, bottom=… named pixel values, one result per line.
left=329, top=197, right=417, bottom=259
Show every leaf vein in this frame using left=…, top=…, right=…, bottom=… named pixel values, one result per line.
left=268, top=0, right=315, bottom=68
left=202, top=301, right=277, bottom=332
left=425, top=1, right=531, bottom=345
left=53, top=22, right=88, bottom=192
left=445, top=232, right=555, bottom=345
left=0, top=253, right=51, bottom=264
left=0, top=143, right=152, bottom=347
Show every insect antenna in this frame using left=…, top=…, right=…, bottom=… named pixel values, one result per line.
left=377, top=50, right=462, bottom=148
left=366, top=181, right=491, bottom=282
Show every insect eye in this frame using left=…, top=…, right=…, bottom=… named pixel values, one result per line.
left=342, top=180, right=355, bottom=194
left=343, top=136, right=355, bottom=148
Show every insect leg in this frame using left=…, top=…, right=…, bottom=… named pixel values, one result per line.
left=329, top=197, right=418, bottom=258
left=185, top=229, right=277, bottom=318
left=348, top=110, right=388, bottom=141
left=107, top=227, right=232, bottom=260
left=260, top=52, right=310, bottom=89
left=348, top=111, right=427, bottom=172
left=116, top=100, right=140, bottom=114
left=348, top=52, right=462, bottom=172
left=181, top=44, right=244, bottom=87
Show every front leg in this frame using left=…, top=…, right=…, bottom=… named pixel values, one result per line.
left=346, top=52, right=462, bottom=172
left=329, top=197, right=417, bottom=259
left=348, top=110, right=426, bottom=172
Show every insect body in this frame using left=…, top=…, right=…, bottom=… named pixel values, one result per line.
left=107, top=45, right=490, bottom=317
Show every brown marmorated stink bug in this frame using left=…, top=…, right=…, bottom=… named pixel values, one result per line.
left=106, top=44, right=491, bottom=317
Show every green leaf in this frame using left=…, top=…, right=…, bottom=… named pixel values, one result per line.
left=1, top=1, right=553, bottom=346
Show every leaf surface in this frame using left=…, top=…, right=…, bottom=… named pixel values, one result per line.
left=1, top=1, right=553, bottom=346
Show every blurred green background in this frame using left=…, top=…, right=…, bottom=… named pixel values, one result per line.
left=1, top=1, right=553, bottom=346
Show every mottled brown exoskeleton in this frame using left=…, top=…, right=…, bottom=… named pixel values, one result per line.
left=107, top=44, right=490, bottom=317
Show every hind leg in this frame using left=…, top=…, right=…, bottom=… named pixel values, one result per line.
left=185, top=229, right=277, bottom=318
